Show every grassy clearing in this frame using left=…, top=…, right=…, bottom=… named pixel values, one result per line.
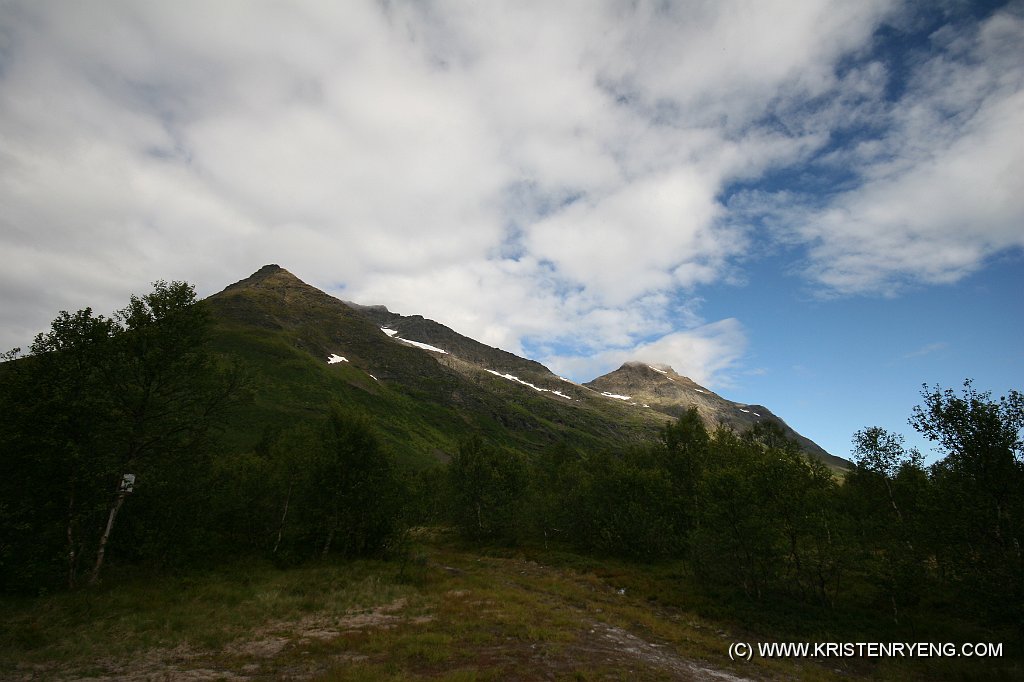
left=1, top=533, right=1019, bottom=681
left=0, top=559, right=418, bottom=675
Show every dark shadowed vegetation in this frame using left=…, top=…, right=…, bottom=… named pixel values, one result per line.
left=2, top=282, right=1022, bottom=679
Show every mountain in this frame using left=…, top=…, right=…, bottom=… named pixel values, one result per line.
left=206, top=265, right=661, bottom=467
left=206, top=265, right=847, bottom=470
left=346, top=301, right=553, bottom=381
left=586, top=362, right=848, bottom=469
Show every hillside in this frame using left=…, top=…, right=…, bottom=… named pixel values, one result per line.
left=206, top=265, right=844, bottom=469
left=206, top=265, right=666, bottom=468
left=586, top=362, right=847, bottom=470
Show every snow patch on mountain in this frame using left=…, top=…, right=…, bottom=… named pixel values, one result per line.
left=396, top=338, right=448, bottom=354
left=601, top=392, right=631, bottom=401
left=327, top=354, right=348, bottom=364
left=486, top=369, right=572, bottom=400
left=382, top=327, right=449, bottom=354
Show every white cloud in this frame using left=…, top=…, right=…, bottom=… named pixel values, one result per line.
left=544, top=318, right=748, bottom=388
left=0, top=1, right=1019, bottom=388
left=782, top=8, right=1024, bottom=295
left=901, top=342, right=948, bottom=360
left=524, top=168, right=730, bottom=305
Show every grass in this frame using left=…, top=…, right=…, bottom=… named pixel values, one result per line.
left=0, top=560, right=417, bottom=672
left=2, top=532, right=1020, bottom=680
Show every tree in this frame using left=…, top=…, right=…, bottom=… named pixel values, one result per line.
left=572, top=448, right=682, bottom=561
left=88, top=281, right=245, bottom=583
left=659, top=407, right=710, bottom=541
left=851, top=427, right=923, bottom=524
left=912, top=381, right=1023, bottom=503
left=312, top=407, right=403, bottom=558
left=0, top=281, right=245, bottom=590
left=691, top=430, right=779, bottom=599
left=844, top=427, right=929, bottom=621
left=0, top=309, right=117, bottom=590
left=448, top=436, right=526, bottom=542
left=693, top=428, right=842, bottom=604
left=911, top=380, right=1023, bottom=621
left=525, top=440, right=582, bottom=547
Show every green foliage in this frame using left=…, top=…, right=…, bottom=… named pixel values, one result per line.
left=0, top=283, right=246, bottom=590
left=841, top=427, right=929, bottom=620
left=658, top=407, right=710, bottom=539
left=206, top=409, right=407, bottom=565
left=518, top=409, right=708, bottom=561
left=447, top=436, right=526, bottom=541
left=691, top=428, right=843, bottom=604
left=312, top=406, right=405, bottom=558
left=569, top=447, right=683, bottom=561
left=523, top=440, right=582, bottom=546
left=911, top=381, right=1024, bottom=623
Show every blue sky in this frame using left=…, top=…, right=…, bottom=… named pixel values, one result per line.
left=1, top=1, right=1021, bottom=460
left=698, top=244, right=1024, bottom=461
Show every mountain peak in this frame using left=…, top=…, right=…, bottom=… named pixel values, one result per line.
left=244, top=263, right=301, bottom=284
left=217, top=264, right=304, bottom=294
left=589, top=362, right=701, bottom=397
left=620, top=361, right=676, bottom=375
left=586, top=361, right=843, bottom=467
left=252, top=263, right=286, bottom=277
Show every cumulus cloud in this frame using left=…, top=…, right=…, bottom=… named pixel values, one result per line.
left=0, top=1, right=1020, bottom=386
left=543, top=318, right=748, bottom=389
left=524, top=168, right=730, bottom=305
left=770, top=8, right=1024, bottom=295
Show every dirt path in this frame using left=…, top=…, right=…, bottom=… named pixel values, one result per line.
left=582, top=621, right=757, bottom=681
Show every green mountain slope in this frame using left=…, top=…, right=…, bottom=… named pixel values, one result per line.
left=206, top=266, right=665, bottom=467
left=206, top=265, right=846, bottom=469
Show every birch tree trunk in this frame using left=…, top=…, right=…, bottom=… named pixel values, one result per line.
left=321, top=523, right=336, bottom=558
left=272, top=480, right=293, bottom=556
left=89, top=483, right=128, bottom=586
left=66, top=488, right=78, bottom=589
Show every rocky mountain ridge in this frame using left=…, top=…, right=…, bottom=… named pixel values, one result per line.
left=208, top=265, right=845, bottom=468
left=585, top=362, right=843, bottom=468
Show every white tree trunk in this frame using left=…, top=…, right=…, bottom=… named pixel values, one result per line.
left=89, top=487, right=127, bottom=586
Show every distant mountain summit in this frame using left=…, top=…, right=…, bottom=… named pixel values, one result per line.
left=586, top=361, right=748, bottom=418
left=221, top=263, right=289, bottom=289
left=586, top=362, right=713, bottom=407
left=586, top=362, right=846, bottom=469
left=205, top=266, right=847, bottom=469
